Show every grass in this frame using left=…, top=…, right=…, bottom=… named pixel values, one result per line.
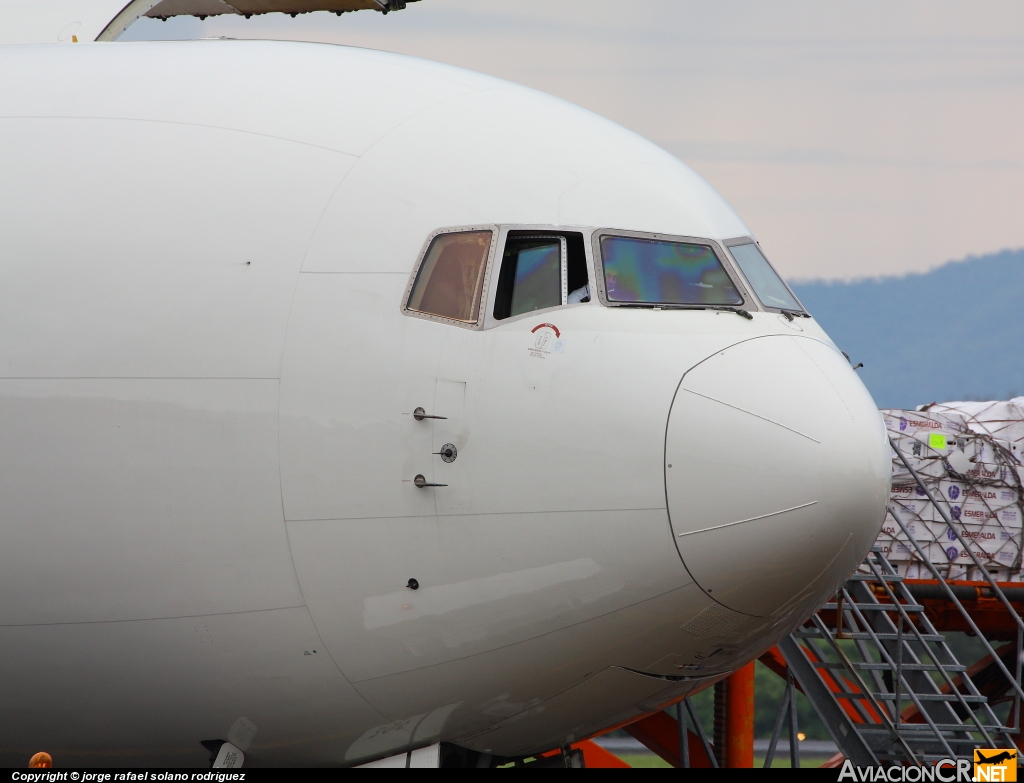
left=616, top=754, right=671, bottom=768
left=610, top=753, right=837, bottom=769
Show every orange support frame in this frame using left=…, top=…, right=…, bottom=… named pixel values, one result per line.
left=760, top=645, right=885, bottom=726
left=572, top=575, right=1024, bottom=769
left=725, top=662, right=755, bottom=767
left=623, top=709, right=715, bottom=768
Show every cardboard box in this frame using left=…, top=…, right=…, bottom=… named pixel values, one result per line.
left=889, top=486, right=931, bottom=507
left=960, top=462, right=1015, bottom=482
left=927, top=503, right=1021, bottom=527
left=939, top=540, right=1018, bottom=568
left=881, top=513, right=928, bottom=541
left=882, top=410, right=967, bottom=438
left=889, top=431, right=950, bottom=459
left=881, top=528, right=1020, bottom=570
left=927, top=521, right=1020, bottom=555
left=956, top=483, right=1019, bottom=507
left=890, top=454, right=948, bottom=481
left=876, top=539, right=918, bottom=561
left=891, top=479, right=1018, bottom=514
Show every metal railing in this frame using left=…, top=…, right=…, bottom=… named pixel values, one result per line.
left=772, top=436, right=1024, bottom=765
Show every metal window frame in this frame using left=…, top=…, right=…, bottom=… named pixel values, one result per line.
left=722, top=236, right=807, bottom=315
left=401, top=224, right=499, bottom=330
left=490, top=233, right=568, bottom=322
left=591, top=229, right=754, bottom=310
left=481, top=225, right=598, bottom=330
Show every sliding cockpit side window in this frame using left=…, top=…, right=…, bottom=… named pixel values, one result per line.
left=564, top=232, right=590, bottom=304
left=405, top=229, right=493, bottom=324
left=597, top=233, right=744, bottom=307
left=494, top=235, right=564, bottom=320
left=726, top=242, right=805, bottom=314
left=492, top=232, right=590, bottom=320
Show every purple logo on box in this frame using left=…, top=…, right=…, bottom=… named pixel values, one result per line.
left=947, top=486, right=960, bottom=500
left=947, top=528, right=957, bottom=542
left=916, top=485, right=926, bottom=497
left=900, top=417, right=908, bottom=432
left=946, top=546, right=959, bottom=560
left=950, top=505, right=962, bottom=521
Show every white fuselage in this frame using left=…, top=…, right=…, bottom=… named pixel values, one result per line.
left=0, top=40, right=890, bottom=766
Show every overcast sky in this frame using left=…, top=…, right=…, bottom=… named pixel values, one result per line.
left=125, top=1, right=1024, bottom=281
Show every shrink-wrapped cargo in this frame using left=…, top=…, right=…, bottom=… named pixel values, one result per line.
left=879, top=400, right=1024, bottom=582
left=922, top=398, right=1024, bottom=464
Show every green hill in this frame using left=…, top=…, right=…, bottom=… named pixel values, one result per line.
left=791, top=249, right=1024, bottom=409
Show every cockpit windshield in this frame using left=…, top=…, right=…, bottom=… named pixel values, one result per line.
left=599, top=235, right=743, bottom=306
left=728, top=243, right=803, bottom=312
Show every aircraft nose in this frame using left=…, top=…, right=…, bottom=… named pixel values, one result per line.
left=666, top=335, right=890, bottom=618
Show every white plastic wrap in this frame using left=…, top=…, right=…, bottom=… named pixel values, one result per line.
left=879, top=402, right=1024, bottom=582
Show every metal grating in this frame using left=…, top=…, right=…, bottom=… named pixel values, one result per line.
left=775, top=437, right=1024, bottom=765
left=782, top=548, right=1016, bottom=764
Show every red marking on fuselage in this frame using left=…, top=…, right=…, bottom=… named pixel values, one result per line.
left=531, top=323, right=560, bottom=337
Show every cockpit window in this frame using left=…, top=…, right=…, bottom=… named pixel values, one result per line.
left=599, top=235, right=743, bottom=306
left=407, top=230, right=492, bottom=323
left=728, top=243, right=803, bottom=312
left=493, top=235, right=569, bottom=320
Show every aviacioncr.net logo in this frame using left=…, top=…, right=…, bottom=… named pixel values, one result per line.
left=838, top=758, right=973, bottom=782
left=974, top=749, right=1017, bottom=782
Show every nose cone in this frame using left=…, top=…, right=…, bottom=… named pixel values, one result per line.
left=666, top=335, right=889, bottom=618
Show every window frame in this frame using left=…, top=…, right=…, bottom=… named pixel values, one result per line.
left=492, top=234, right=568, bottom=322
left=481, top=225, right=598, bottom=329
left=401, top=224, right=499, bottom=329
left=591, top=229, right=753, bottom=310
left=722, top=236, right=807, bottom=315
